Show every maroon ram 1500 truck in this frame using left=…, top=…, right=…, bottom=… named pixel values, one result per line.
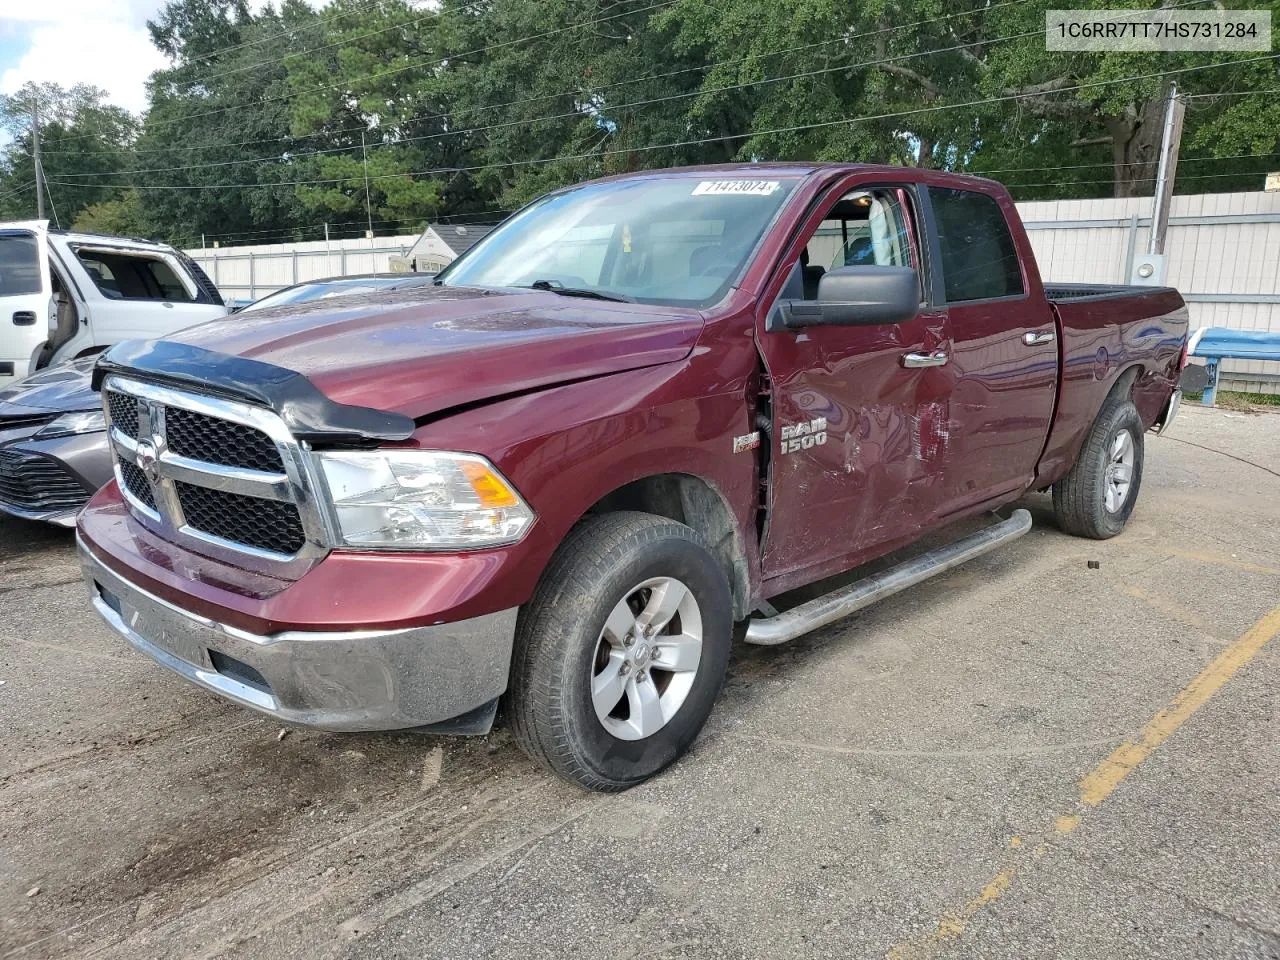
left=77, top=164, right=1187, bottom=790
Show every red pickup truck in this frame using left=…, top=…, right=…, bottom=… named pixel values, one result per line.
left=77, top=164, right=1187, bottom=791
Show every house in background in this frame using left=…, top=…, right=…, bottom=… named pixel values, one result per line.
left=392, top=222, right=498, bottom=273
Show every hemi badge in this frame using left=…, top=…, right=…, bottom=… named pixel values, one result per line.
left=733, top=432, right=760, bottom=454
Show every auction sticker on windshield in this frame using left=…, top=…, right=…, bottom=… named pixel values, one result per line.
left=692, top=180, right=781, bottom=197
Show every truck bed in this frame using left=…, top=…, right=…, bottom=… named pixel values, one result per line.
left=1043, top=282, right=1179, bottom=302
left=1034, top=282, right=1188, bottom=489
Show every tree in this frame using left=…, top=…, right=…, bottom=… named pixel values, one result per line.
left=0, top=83, right=138, bottom=225
left=72, top=192, right=146, bottom=236
left=132, top=0, right=320, bottom=245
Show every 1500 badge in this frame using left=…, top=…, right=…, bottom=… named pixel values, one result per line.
left=780, top=417, right=828, bottom=454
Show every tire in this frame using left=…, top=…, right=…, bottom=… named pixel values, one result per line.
left=1052, top=397, right=1145, bottom=540
left=506, top=511, right=733, bottom=792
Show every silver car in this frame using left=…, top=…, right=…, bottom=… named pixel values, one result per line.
left=0, top=273, right=436, bottom=526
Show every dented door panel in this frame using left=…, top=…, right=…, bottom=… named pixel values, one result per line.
left=759, top=306, right=954, bottom=578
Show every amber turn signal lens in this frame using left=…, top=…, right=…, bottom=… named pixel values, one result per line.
left=459, top=460, right=521, bottom=508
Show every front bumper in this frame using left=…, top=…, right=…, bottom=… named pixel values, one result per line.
left=0, top=430, right=112, bottom=526
left=79, top=536, right=518, bottom=732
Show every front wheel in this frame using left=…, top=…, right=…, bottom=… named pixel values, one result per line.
left=1052, top=398, right=1145, bottom=540
left=506, top=512, right=732, bottom=791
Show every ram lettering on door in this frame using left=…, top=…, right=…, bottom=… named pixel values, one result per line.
left=779, top=417, right=828, bottom=455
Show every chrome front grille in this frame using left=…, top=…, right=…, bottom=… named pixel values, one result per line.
left=165, top=407, right=285, bottom=472
left=104, top=390, right=139, bottom=439
left=174, top=481, right=307, bottom=554
left=102, top=376, right=329, bottom=568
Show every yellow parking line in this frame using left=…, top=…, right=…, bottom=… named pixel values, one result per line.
left=886, top=601, right=1280, bottom=960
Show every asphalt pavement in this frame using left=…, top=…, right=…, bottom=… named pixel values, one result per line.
left=1, top=403, right=1278, bottom=960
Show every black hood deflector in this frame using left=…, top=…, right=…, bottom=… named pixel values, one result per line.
left=93, top=340, right=416, bottom=446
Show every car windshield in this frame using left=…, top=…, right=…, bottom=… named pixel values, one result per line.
left=437, top=176, right=800, bottom=307
left=242, top=276, right=418, bottom=313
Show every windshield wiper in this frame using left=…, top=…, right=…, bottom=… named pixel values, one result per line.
left=528, top=279, right=634, bottom=303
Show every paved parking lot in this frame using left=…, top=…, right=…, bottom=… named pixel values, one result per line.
left=2, top=404, right=1278, bottom=960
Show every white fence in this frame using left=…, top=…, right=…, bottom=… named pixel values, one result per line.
left=1020, top=191, right=1280, bottom=395
left=186, top=190, right=1280, bottom=394
left=185, top=234, right=420, bottom=303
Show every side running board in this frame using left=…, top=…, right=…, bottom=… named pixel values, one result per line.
left=744, top=509, right=1033, bottom=646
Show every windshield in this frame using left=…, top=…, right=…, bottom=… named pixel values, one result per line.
left=438, top=176, right=800, bottom=306
left=242, top=276, right=422, bottom=313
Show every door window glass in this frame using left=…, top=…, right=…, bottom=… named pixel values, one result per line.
left=801, top=190, right=916, bottom=300
left=76, top=250, right=195, bottom=302
left=928, top=188, right=1024, bottom=302
left=0, top=234, right=42, bottom=295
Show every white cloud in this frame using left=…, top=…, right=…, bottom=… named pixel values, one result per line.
left=0, top=1, right=170, bottom=115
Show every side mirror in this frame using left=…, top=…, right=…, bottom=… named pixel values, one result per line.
left=779, top=265, right=920, bottom=328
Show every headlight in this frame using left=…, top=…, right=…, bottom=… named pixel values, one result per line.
left=315, top=450, right=535, bottom=550
left=35, top=410, right=106, bottom=439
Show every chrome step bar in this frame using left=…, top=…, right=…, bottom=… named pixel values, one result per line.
left=744, top=509, right=1033, bottom=646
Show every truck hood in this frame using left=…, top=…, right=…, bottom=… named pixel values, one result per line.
left=171, top=286, right=703, bottom=418
left=0, top=355, right=97, bottom=416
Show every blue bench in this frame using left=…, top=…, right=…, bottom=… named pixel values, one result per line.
left=1188, top=327, right=1280, bottom=406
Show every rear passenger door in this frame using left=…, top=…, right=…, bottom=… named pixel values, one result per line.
left=72, top=246, right=203, bottom=346
left=926, top=186, right=1058, bottom=512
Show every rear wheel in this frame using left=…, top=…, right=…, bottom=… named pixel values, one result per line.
left=506, top=511, right=732, bottom=791
left=1052, top=398, right=1145, bottom=539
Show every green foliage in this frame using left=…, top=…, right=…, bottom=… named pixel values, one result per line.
left=0, top=83, right=138, bottom=224
left=72, top=191, right=146, bottom=236
left=14, top=0, right=1280, bottom=244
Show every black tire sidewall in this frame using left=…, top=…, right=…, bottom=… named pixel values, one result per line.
left=552, top=527, right=732, bottom=786
left=1090, top=402, right=1145, bottom=536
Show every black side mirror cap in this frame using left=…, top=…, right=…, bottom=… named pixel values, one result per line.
left=775, top=265, right=921, bottom=329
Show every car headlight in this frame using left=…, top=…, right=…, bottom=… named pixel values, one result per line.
left=35, top=410, right=107, bottom=439
left=315, top=450, right=535, bottom=549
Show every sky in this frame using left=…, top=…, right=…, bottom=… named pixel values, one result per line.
left=0, top=0, right=170, bottom=115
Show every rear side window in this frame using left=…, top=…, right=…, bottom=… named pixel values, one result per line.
left=0, top=234, right=42, bottom=295
left=928, top=188, right=1024, bottom=302
left=76, top=250, right=195, bottom=302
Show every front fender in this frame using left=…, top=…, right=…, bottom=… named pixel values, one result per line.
left=410, top=360, right=761, bottom=611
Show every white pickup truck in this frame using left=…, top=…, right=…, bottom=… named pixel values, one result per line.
left=0, top=221, right=228, bottom=388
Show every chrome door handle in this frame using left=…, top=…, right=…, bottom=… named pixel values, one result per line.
left=901, top=350, right=952, bottom=371
left=1023, top=331, right=1055, bottom=345
left=902, top=350, right=949, bottom=368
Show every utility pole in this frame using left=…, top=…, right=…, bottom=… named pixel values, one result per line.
left=1147, top=82, right=1185, bottom=257
left=1130, top=83, right=1185, bottom=286
left=361, top=131, right=373, bottom=241
left=32, top=100, right=46, bottom=220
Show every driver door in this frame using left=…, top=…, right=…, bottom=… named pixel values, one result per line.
left=756, top=182, right=955, bottom=581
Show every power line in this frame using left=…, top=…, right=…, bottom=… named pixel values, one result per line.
left=0, top=179, right=36, bottom=202
left=52, top=24, right=1051, bottom=180
left=1007, top=168, right=1280, bottom=190
left=43, top=0, right=680, bottom=145
left=1185, top=87, right=1280, bottom=99
left=980, top=150, right=1280, bottom=178
left=183, top=6, right=439, bottom=88
left=162, top=0, right=391, bottom=69
left=63, top=0, right=1036, bottom=160
left=51, top=51, right=1276, bottom=194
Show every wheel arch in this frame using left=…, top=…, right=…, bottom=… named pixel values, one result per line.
left=584, top=472, right=753, bottom=621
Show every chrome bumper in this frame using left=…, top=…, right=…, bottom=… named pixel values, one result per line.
left=1153, top=388, right=1182, bottom=435
left=78, top=537, right=518, bottom=732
